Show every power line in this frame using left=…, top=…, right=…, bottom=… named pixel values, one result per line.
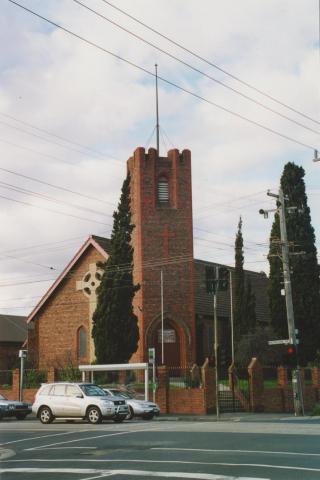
left=0, top=181, right=112, bottom=218
left=0, top=192, right=112, bottom=227
left=7, top=0, right=318, bottom=152
left=0, top=137, right=75, bottom=165
left=73, top=0, right=320, bottom=136
left=0, top=119, right=104, bottom=159
left=0, top=111, right=119, bottom=161
left=0, top=167, right=117, bottom=207
left=100, top=0, right=320, bottom=127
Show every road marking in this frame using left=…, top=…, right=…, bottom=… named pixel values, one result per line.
left=0, top=467, right=269, bottom=479
left=152, top=447, right=320, bottom=457
left=0, top=429, right=89, bottom=446
left=0, top=449, right=15, bottom=460
left=24, top=426, right=165, bottom=451
left=4, top=458, right=320, bottom=473
left=37, top=446, right=97, bottom=449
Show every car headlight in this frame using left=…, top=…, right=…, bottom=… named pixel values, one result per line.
left=102, top=400, right=114, bottom=407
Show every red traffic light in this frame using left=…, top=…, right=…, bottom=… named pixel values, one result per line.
left=282, top=344, right=298, bottom=368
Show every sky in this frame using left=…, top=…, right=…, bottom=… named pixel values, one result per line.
left=0, top=0, right=319, bottom=317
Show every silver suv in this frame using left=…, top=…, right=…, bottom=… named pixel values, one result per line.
left=32, top=382, right=129, bottom=424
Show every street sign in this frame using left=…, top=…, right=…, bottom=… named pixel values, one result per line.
left=148, top=347, right=155, bottom=364
left=268, top=339, right=290, bottom=346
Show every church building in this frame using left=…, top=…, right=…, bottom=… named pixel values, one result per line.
left=27, top=147, right=270, bottom=369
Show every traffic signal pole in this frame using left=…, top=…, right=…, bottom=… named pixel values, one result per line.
left=277, top=188, right=304, bottom=416
left=213, top=266, right=220, bottom=420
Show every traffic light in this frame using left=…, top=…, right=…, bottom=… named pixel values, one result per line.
left=218, top=267, right=229, bottom=291
left=282, top=344, right=298, bottom=368
left=205, top=266, right=216, bottom=294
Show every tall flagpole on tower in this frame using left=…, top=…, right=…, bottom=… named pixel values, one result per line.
left=155, top=63, right=160, bottom=156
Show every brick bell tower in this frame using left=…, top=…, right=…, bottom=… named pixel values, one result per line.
left=127, top=147, right=196, bottom=366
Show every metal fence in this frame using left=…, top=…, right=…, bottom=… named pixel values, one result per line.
left=55, top=368, right=82, bottom=382
left=24, top=369, right=47, bottom=388
left=218, top=366, right=249, bottom=413
left=263, top=367, right=278, bottom=389
left=167, top=366, right=201, bottom=390
left=0, top=370, right=13, bottom=388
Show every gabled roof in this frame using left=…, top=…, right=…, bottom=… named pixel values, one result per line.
left=27, top=235, right=110, bottom=323
left=0, top=314, right=27, bottom=343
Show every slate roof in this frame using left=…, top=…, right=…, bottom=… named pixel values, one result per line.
left=194, top=259, right=270, bottom=324
left=0, top=314, right=27, bottom=343
left=91, top=235, right=111, bottom=254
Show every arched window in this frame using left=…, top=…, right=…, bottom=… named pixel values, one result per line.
left=158, top=175, right=169, bottom=203
left=78, top=327, right=87, bottom=359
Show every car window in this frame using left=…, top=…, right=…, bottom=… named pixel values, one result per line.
left=111, top=390, right=132, bottom=399
left=51, top=384, right=66, bottom=396
left=39, top=385, right=53, bottom=395
left=66, top=385, right=81, bottom=397
left=80, top=384, right=106, bottom=396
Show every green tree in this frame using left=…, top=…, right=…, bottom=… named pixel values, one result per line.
left=234, top=217, right=256, bottom=342
left=92, top=173, right=139, bottom=364
left=268, top=162, right=320, bottom=364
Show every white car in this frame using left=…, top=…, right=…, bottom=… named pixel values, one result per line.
left=103, top=388, right=160, bottom=420
left=32, top=382, right=129, bottom=424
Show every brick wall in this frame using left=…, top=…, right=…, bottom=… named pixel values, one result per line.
left=28, top=246, right=105, bottom=369
left=128, top=147, right=196, bottom=366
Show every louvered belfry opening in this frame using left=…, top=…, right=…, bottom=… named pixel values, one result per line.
left=158, top=175, right=169, bottom=203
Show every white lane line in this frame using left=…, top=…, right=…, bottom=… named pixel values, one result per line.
left=3, top=458, right=320, bottom=473
left=0, top=468, right=268, bottom=479
left=0, top=429, right=90, bottom=446
left=24, top=426, right=165, bottom=451
left=38, top=446, right=97, bottom=450
left=0, top=449, right=15, bottom=460
left=152, top=447, right=320, bottom=457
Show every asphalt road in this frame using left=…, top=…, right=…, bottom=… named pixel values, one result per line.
left=1, top=416, right=320, bottom=479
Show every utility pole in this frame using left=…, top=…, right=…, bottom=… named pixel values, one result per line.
left=266, top=188, right=304, bottom=416
left=229, top=269, right=234, bottom=364
left=213, top=265, right=220, bottom=420
left=160, top=268, right=164, bottom=365
left=155, top=63, right=160, bottom=156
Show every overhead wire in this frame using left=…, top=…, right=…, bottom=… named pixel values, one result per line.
left=0, top=181, right=112, bottom=218
left=0, top=193, right=113, bottom=227
left=100, top=0, right=320, bottom=127
left=7, top=0, right=318, bottom=152
left=0, top=167, right=117, bottom=207
left=72, top=0, right=320, bottom=136
left=0, top=111, right=118, bottom=161
left=0, top=137, right=74, bottom=164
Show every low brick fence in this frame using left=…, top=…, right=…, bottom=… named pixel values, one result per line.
left=2, top=360, right=320, bottom=414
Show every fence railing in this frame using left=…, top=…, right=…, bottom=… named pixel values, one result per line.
left=167, top=365, right=201, bottom=389
left=24, top=369, right=47, bottom=388
left=263, top=367, right=278, bottom=389
left=0, top=370, right=13, bottom=388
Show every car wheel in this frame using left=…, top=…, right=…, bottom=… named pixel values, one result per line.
left=86, top=406, right=102, bottom=424
left=142, top=413, right=154, bottom=420
left=126, top=406, right=134, bottom=420
left=39, top=406, right=54, bottom=424
left=16, top=413, right=27, bottom=420
left=113, top=416, right=125, bottom=423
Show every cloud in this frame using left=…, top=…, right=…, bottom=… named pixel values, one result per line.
left=0, top=0, right=319, bottom=314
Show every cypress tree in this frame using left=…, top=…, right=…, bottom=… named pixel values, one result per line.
left=234, top=217, right=256, bottom=342
left=92, top=173, right=139, bottom=364
left=268, top=162, right=320, bottom=364
left=234, top=217, right=245, bottom=341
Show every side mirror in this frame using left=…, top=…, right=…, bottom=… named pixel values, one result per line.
left=76, top=394, right=83, bottom=399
